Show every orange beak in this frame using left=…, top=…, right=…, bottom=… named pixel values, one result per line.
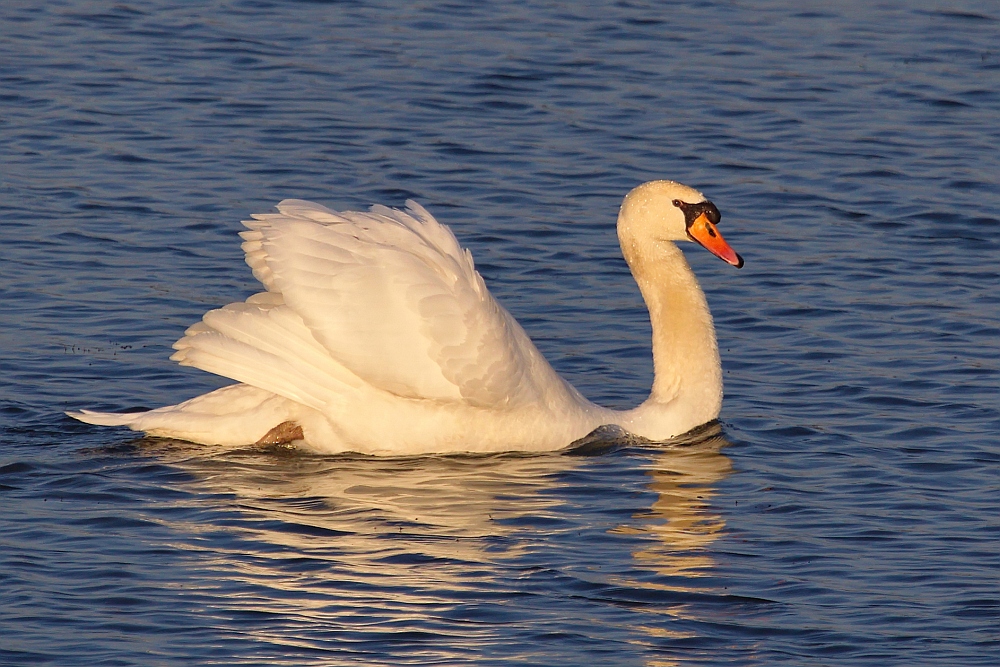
left=687, top=213, right=744, bottom=268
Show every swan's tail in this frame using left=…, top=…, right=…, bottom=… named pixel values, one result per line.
left=66, top=384, right=305, bottom=446
left=68, top=409, right=144, bottom=427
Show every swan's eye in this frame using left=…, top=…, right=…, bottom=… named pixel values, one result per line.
left=672, top=199, right=682, bottom=207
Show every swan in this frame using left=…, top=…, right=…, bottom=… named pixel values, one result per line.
left=69, top=180, right=743, bottom=455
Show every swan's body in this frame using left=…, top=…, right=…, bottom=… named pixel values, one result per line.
left=70, top=181, right=742, bottom=455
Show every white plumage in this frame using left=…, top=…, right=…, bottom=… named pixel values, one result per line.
left=70, top=181, right=742, bottom=455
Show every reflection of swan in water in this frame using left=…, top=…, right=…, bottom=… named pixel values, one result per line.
left=138, top=438, right=576, bottom=561
left=120, top=428, right=731, bottom=663
left=616, top=423, right=732, bottom=580
left=133, top=426, right=731, bottom=581
left=618, top=426, right=732, bottom=577
left=604, top=423, right=733, bottom=657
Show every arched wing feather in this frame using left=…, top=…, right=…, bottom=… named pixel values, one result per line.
left=233, top=199, right=565, bottom=408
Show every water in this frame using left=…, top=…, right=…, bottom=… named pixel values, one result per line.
left=2, top=1, right=999, bottom=664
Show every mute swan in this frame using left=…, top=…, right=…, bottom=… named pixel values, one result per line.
left=69, top=180, right=742, bottom=455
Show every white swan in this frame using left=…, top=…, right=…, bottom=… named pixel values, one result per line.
left=69, top=180, right=742, bottom=455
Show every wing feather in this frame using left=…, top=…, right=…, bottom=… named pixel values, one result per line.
left=235, top=199, right=564, bottom=408
left=171, top=295, right=360, bottom=411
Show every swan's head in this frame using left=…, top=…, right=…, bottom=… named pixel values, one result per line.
left=618, top=180, right=743, bottom=268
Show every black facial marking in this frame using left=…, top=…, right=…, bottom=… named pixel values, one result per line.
left=673, top=199, right=721, bottom=229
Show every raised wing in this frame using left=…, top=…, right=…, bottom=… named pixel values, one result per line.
left=178, top=199, right=569, bottom=409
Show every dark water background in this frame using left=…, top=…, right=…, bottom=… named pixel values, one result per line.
left=3, top=1, right=999, bottom=665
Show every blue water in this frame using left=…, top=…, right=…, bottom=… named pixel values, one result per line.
left=3, top=1, right=999, bottom=664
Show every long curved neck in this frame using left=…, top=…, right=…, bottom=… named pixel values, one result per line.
left=623, top=240, right=723, bottom=436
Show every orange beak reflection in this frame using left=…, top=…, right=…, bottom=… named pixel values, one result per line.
left=687, top=213, right=744, bottom=268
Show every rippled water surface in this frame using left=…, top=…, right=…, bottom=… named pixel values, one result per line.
left=3, top=1, right=999, bottom=665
